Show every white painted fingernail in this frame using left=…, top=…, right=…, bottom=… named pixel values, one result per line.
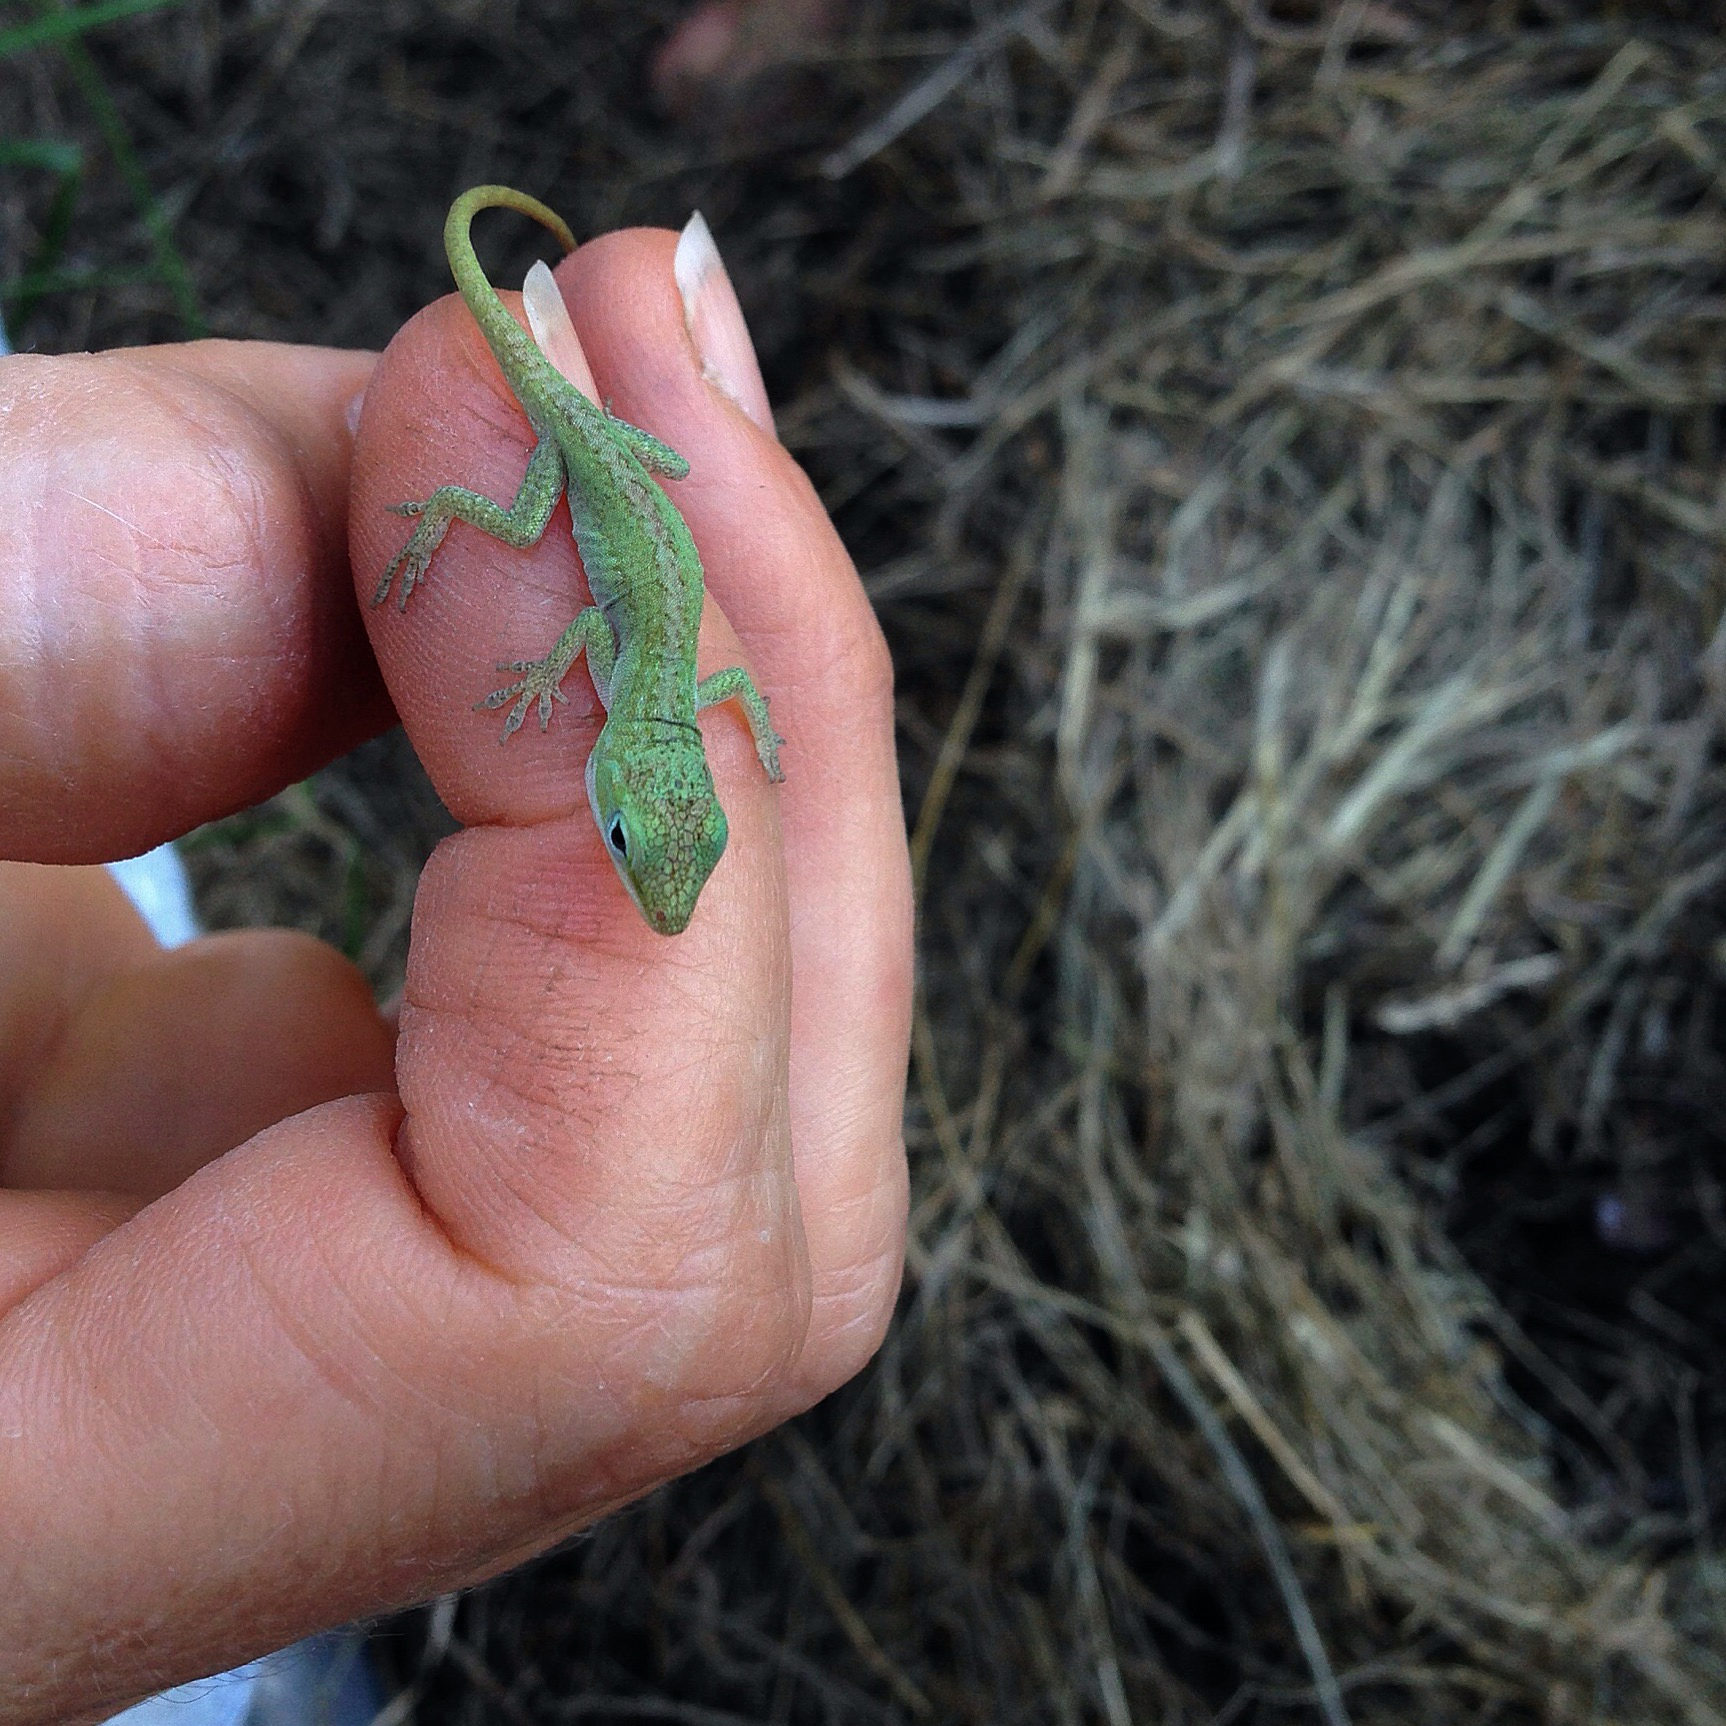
left=675, top=211, right=774, bottom=436
left=523, top=259, right=600, bottom=400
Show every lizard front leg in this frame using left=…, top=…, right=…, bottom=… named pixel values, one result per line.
left=697, top=667, right=785, bottom=782
left=375, top=433, right=567, bottom=609
left=477, top=605, right=618, bottom=741
left=601, top=410, right=691, bottom=480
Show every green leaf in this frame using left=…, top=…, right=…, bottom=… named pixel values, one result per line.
left=0, top=138, right=81, bottom=171
left=0, top=0, right=186, bottom=59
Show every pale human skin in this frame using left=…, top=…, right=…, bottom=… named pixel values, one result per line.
left=0, top=227, right=912, bottom=1726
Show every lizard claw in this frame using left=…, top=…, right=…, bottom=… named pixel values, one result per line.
left=375, top=499, right=441, bottom=609
left=372, top=546, right=429, bottom=611
left=372, top=551, right=405, bottom=609
left=477, top=662, right=569, bottom=740
left=761, top=731, right=787, bottom=784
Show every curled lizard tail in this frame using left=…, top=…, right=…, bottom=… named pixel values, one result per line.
left=443, top=185, right=577, bottom=382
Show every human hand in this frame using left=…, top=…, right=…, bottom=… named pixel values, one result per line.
left=0, top=226, right=911, bottom=1724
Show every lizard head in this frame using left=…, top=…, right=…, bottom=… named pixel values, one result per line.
left=585, top=724, right=729, bottom=936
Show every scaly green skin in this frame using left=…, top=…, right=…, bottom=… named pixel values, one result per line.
left=375, top=185, right=784, bottom=936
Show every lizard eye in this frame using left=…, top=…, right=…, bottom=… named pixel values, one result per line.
left=606, top=816, right=629, bottom=860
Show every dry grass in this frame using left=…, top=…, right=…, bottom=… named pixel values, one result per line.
left=751, top=7, right=1726, bottom=1720
left=10, top=1, right=1726, bottom=1720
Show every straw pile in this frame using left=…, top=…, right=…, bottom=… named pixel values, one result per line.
left=30, top=0, right=1725, bottom=1718
left=494, top=10, right=1726, bottom=1723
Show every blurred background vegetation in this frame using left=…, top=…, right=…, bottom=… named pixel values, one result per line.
left=6, top=1, right=1726, bottom=1720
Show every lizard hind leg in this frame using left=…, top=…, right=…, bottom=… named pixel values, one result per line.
left=373, top=433, right=568, bottom=610
left=477, top=605, right=617, bottom=741
left=696, top=666, right=785, bottom=782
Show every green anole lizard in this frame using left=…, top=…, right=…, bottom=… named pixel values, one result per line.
left=374, top=184, right=783, bottom=936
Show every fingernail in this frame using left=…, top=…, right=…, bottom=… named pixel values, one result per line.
left=522, top=259, right=602, bottom=400
left=675, top=211, right=775, bottom=436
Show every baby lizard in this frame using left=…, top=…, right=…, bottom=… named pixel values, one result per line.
left=375, top=184, right=783, bottom=935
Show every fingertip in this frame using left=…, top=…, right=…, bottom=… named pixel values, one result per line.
left=5, top=927, right=396, bottom=1198
left=350, top=294, right=601, bottom=827
left=674, top=211, right=775, bottom=435
left=522, top=260, right=600, bottom=399
left=0, top=1188, right=142, bottom=1318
